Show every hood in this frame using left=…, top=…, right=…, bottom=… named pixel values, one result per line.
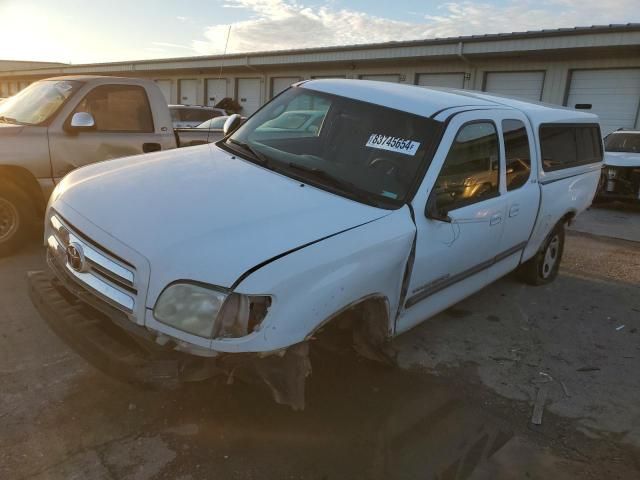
left=604, top=151, right=640, bottom=168
left=57, top=144, right=391, bottom=301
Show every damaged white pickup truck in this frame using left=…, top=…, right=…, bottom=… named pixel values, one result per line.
left=28, top=80, right=603, bottom=409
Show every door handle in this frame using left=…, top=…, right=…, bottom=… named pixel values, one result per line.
left=490, top=213, right=502, bottom=226
left=143, top=143, right=162, bottom=153
left=509, top=205, right=520, bottom=217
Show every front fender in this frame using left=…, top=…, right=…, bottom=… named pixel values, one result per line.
left=210, top=206, right=416, bottom=353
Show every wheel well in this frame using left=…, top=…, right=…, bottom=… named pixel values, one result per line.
left=561, top=210, right=576, bottom=226
left=310, top=296, right=394, bottom=363
left=0, top=166, right=46, bottom=215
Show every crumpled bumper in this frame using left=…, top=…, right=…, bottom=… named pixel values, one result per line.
left=27, top=269, right=311, bottom=409
left=27, top=270, right=219, bottom=388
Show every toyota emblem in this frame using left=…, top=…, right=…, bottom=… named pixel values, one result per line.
left=66, top=242, right=86, bottom=272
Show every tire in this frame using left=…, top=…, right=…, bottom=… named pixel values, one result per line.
left=517, top=222, right=565, bottom=286
left=0, top=180, right=34, bottom=257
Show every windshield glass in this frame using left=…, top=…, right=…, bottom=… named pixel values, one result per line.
left=225, top=87, right=442, bottom=207
left=605, top=133, right=640, bottom=153
left=0, top=80, right=82, bottom=125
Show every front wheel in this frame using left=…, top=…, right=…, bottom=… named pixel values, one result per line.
left=0, top=180, right=34, bottom=257
left=517, top=223, right=565, bottom=286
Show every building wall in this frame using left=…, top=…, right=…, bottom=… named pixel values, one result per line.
left=1, top=42, right=639, bottom=129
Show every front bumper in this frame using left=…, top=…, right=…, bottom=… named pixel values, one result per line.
left=28, top=270, right=311, bottom=409
left=27, top=270, right=219, bottom=388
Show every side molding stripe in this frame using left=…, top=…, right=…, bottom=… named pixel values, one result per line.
left=404, top=241, right=527, bottom=309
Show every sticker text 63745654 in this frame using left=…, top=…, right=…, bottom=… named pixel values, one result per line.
left=365, top=134, right=421, bottom=156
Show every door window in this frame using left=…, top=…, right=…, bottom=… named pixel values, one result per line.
left=434, top=122, right=500, bottom=211
left=502, top=119, right=531, bottom=190
left=73, top=85, right=154, bottom=132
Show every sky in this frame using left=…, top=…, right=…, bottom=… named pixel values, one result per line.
left=0, top=0, right=637, bottom=64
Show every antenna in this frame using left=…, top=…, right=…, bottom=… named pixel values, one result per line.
left=209, top=25, right=232, bottom=145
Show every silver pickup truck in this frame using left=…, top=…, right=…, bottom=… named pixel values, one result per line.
left=0, top=75, right=217, bottom=256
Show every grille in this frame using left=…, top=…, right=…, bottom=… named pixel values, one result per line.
left=47, top=214, right=137, bottom=314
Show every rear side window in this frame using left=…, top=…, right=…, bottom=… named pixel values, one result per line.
left=502, top=119, right=531, bottom=190
left=74, top=85, right=154, bottom=133
left=434, top=121, right=500, bottom=211
left=539, top=124, right=602, bottom=171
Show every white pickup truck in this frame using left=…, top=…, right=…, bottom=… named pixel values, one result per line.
left=0, top=76, right=217, bottom=255
left=28, top=80, right=603, bottom=409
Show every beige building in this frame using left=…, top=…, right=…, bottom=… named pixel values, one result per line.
left=1, top=24, right=639, bottom=133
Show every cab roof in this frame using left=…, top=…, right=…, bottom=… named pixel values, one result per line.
left=302, top=79, right=599, bottom=127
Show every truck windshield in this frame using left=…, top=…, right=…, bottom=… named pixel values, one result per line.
left=224, top=87, right=442, bottom=207
left=605, top=133, right=640, bottom=153
left=0, top=80, right=82, bottom=126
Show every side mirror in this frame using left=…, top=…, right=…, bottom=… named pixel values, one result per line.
left=425, top=190, right=452, bottom=223
left=223, top=114, right=242, bottom=136
left=68, top=112, right=96, bottom=132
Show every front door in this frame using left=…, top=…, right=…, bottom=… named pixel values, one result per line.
left=48, top=83, right=164, bottom=179
left=397, top=113, right=507, bottom=334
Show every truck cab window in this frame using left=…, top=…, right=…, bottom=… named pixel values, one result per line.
left=502, top=119, right=531, bottom=190
left=434, top=122, right=500, bottom=211
left=73, top=85, right=154, bottom=133
left=539, top=124, right=602, bottom=171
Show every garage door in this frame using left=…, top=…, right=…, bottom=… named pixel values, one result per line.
left=179, top=79, right=198, bottom=105
left=484, top=71, right=545, bottom=101
left=0, top=82, right=8, bottom=97
left=237, top=78, right=262, bottom=116
left=360, top=74, right=401, bottom=83
left=566, top=69, right=640, bottom=135
left=272, top=77, right=300, bottom=98
left=155, top=80, right=172, bottom=104
left=417, top=73, right=465, bottom=89
left=206, top=78, right=228, bottom=107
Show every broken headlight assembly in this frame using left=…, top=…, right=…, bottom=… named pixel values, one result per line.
left=153, top=282, right=271, bottom=339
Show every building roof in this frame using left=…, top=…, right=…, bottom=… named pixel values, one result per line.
left=1, top=24, right=639, bottom=77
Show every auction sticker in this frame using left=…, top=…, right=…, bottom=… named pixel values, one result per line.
left=365, top=134, right=421, bottom=156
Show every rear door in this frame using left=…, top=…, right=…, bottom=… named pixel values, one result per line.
left=48, top=83, right=169, bottom=179
left=397, top=111, right=507, bottom=334
left=489, top=112, right=540, bottom=278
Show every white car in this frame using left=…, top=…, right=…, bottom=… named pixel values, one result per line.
left=169, top=104, right=226, bottom=128
left=29, top=80, right=602, bottom=409
left=599, top=129, right=640, bottom=201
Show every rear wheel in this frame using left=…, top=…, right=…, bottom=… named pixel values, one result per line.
left=517, top=223, right=565, bottom=286
left=0, top=180, right=34, bottom=257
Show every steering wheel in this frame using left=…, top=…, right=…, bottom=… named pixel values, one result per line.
left=367, top=157, right=402, bottom=176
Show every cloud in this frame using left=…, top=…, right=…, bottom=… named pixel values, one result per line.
left=192, top=0, right=638, bottom=55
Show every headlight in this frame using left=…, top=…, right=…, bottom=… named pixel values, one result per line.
left=153, top=282, right=270, bottom=339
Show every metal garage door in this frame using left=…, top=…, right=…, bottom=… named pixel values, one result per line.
left=206, top=78, right=228, bottom=107
left=179, top=79, right=198, bottom=105
left=484, top=71, right=545, bottom=101
left=566, top=69, right=640, bottom=135
left=237, top=78, right=262, bottom=116
left=155, top=80, right=172, bottom=104
left=417, top=73, right=465, bottom=89
left=360, top=74, right=401, bottom=83
left=272, top=77, right=300, bottom=98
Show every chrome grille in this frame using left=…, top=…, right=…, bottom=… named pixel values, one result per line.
left=47, top=214, right=137, bottom=313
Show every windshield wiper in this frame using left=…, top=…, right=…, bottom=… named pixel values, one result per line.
left=286, top=162, right=380, bottom=204
left=227, top=139, right=270, bottom=165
